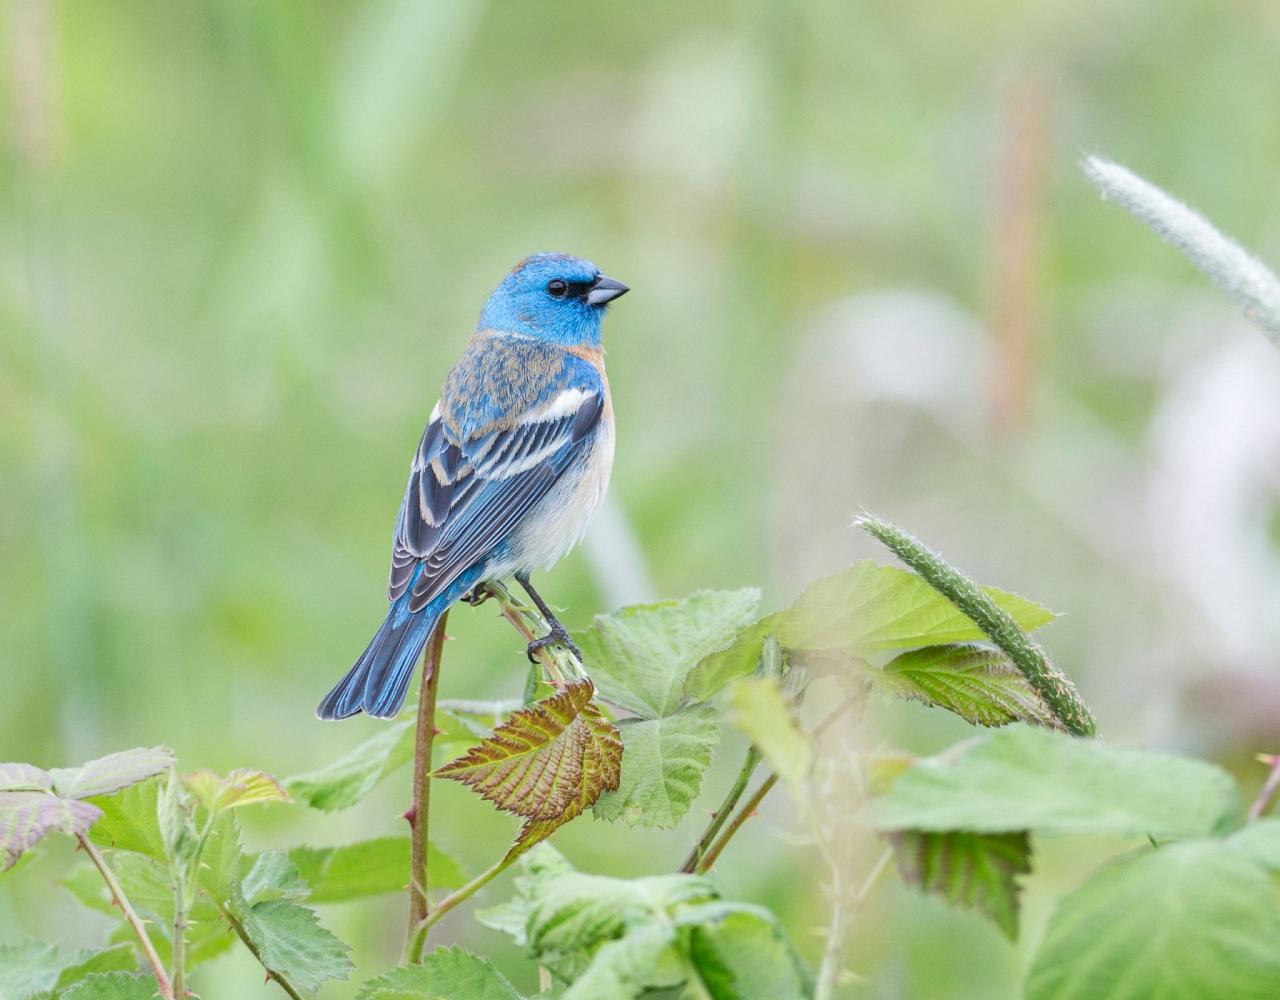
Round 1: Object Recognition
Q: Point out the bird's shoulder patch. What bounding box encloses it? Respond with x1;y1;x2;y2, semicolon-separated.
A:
441;331;573;437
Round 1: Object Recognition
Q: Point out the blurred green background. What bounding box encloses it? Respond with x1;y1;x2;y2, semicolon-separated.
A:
4;0;1280;996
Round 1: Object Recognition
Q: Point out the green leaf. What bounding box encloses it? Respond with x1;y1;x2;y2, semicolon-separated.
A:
0;792;100;870
728;677;811;795
184;768;290;813
1026;838;1280;999
240;849;309;905
686;563;1055;702
48;748;175;800
889;830;1031;939
593;704;719;829
562;923;683;1000
355;946;525;999
578;589;763;718
289;836;463;903
678;902;814;1000
285;719;414;811
156;770;195;869
0;764;54;793
870;725;1238;839
195;810;242;900
59;972;160;1000
0;942;137;1000
87;780;166;860
878;644;1060;729
237;899;351;996
437;682;621;831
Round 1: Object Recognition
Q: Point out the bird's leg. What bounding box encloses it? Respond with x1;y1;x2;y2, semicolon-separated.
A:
461;582;495;607
514;571;583;664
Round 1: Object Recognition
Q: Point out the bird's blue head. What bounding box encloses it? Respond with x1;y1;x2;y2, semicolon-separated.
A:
478;252;629;348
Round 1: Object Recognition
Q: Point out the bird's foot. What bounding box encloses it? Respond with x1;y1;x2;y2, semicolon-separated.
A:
461;584;494;607
526;625;583;664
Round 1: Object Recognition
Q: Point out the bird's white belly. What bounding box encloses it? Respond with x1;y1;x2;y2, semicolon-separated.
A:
503;419;615;572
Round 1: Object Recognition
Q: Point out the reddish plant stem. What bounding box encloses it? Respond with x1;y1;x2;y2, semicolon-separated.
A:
405;611;448;959
1249;754;1280;821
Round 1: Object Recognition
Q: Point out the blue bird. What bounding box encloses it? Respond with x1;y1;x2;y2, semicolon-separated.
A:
317;253;629;720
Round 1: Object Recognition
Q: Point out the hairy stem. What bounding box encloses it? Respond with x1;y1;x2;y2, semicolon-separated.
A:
815;847;893;1000
216;901;305;1000
488;580;584;685
1249;754;1280;821
855;513;1096;736
78;834;174;999
404;612;448;962
680;747;762;873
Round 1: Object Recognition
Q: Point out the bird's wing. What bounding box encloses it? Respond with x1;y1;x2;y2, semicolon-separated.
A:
388;384;604;612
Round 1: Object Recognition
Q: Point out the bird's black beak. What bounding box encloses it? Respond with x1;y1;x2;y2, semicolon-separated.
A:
585;274;629;305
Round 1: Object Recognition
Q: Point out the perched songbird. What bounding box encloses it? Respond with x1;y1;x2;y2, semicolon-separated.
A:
317;253;628;720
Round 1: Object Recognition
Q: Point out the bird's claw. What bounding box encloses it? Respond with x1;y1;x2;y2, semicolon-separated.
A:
525;626;583;664
461;585;493;607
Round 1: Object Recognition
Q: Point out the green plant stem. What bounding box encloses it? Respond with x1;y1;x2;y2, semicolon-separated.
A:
693;688;868;875
406;850;522;959
815;847;893;1000
216;901;305;1000
855;513;1096;736
680;747;762;873
1249;754;1280;821
77;833;175;1000
488;580;584;685
171;876;185;1000
404;611;448;962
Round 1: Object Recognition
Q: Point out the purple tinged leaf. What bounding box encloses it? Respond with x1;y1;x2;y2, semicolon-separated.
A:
0;792;101;870
49;747;175;800
0;763;54;793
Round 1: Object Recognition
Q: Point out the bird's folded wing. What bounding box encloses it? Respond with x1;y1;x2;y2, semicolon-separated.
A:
388;387;604;611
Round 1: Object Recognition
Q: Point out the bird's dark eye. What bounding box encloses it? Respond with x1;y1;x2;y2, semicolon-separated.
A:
546;279;568;298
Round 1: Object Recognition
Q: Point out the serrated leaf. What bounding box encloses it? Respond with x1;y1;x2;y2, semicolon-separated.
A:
563;923;683;1000
686;563;1055;701
437;682;621;822
241;849;308;906
289;836;462;903
593;705;719;828
878;644;1060;729
87;780;166;860
285;719;415;811
1026;838;1280;999
48;748;175;801
678;902;814;1000
355;946;525;1000
184;768;290;813
196;810;242;900
237;898;351;996
869;725;1238;839
59;972;160;1000
49;944;137;992
728;677;811;795
157;770;195;868
0;792;101;870
889;830;1031;940
578;589;763;718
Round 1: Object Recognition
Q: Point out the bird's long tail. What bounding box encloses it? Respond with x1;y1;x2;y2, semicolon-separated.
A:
316;565;483;721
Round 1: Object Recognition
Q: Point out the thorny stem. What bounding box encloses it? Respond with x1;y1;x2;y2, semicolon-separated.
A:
1249;754;1280;821
77;833;175;999
680;747;762;873
404;611;448;963
486;580;585;686
216;900;305;1000
693;688;868;876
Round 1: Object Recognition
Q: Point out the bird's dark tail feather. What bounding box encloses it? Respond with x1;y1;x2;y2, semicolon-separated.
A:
317;566;483;721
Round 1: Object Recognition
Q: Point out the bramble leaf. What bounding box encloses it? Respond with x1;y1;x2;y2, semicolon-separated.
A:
729;677;811;795
0;792;100;870
0;942;134;999
562;922;683;1000
184;768;290;813
289;836;463;902
285;719;415;812
686;562;1055;701
436;681;621;823
593;705;718;829
870;725;1238;838
48;747;174;800
354;946;525;999
579;589;763;717
889;830;1031;940
236;898;351;996
58;971;159;1000
877;644;1060;729
0;764;54;793
241;849;308;906
1026;837;1280;999
678;902;814;1000
87;780;166;859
